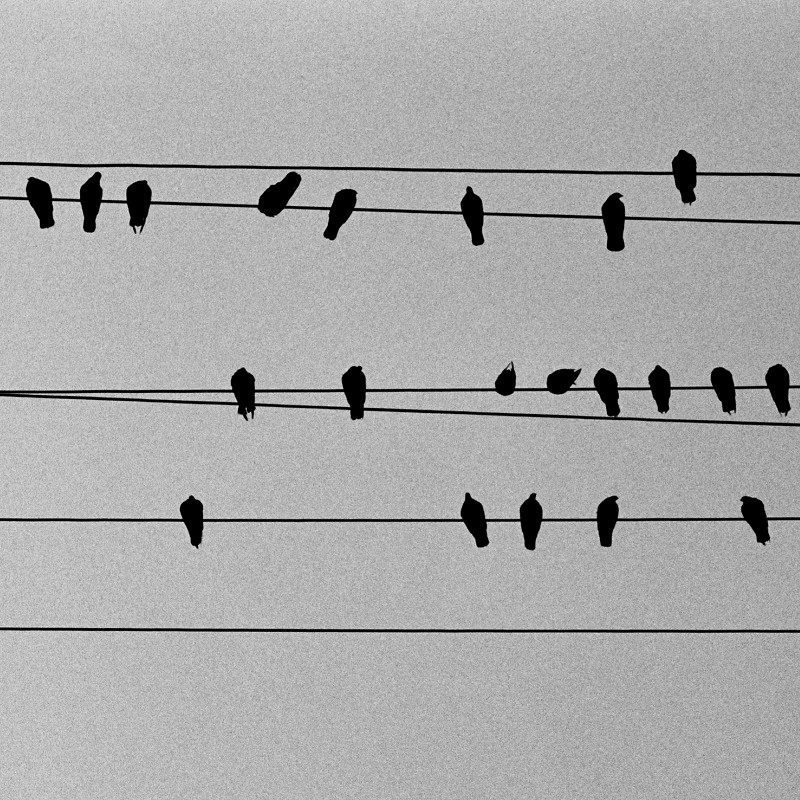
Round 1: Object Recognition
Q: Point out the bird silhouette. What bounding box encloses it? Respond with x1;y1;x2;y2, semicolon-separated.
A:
126;180;152;233
258;171;302;217
323;188;357;240
342;365;366;420
601;193;625;251
648;365;671;413
520;493;543;550
597;495;619;547
495;362;516;396
460;186;484;245
26;177;54;228
671;150;697;205
710;367;736;414
180;495;204;548
594;368;620;417
230;367;256;420
461;493;488;547
740;496;769;545
765;363;791;416
79;172;103;233
547;368;581;394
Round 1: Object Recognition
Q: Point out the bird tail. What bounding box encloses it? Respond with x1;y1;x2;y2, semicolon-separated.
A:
606;236;624;251
607;401;621;418
40;217;55;229
83;220;96;233
350;406;364;420
238;404;249;421
680;189;696;204
471;231;484;246
323;224;337;240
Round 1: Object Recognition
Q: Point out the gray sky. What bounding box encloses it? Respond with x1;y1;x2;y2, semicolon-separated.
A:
1;1;799;797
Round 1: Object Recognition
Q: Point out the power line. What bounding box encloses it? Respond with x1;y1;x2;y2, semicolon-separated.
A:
0;516;797;523
0;627;796;633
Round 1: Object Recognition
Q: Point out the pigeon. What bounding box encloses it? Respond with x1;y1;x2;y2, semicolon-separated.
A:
342;365;366;420
460;186;484;246
258;171;302;217
740;496;769;545
547;368;581;394
80;172;103;233
26;177;55;228
230;367;256;420
495;362;516;396
765;363;791;416
323;188;357;240
461;492;488;547
597;495;619;547
180;495;204;548
126;180;152;233
648;365;671;413
594;368;620;417
671;150;697;205
601;193;625;251
519;493;543;550
710;367;736;414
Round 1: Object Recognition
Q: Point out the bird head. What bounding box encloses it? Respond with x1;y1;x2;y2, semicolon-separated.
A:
529;492;537;499
466;186;473;194
465;492;472;500
94;171;102;180
609;495;618;501
740;496;751;503
611;193;623;200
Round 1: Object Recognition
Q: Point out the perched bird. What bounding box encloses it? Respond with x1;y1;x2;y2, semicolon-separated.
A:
597;495;619;547
126;180;152;233
519;493;543;550
765;363;791;416
26;177;54;228
461;492;488;547
80;172;103;233
601;193;625;251
648;365;671;413
547;368;581;394
671;150;697;205
230;367;256;420
710;367;736;414
495;362;516;396
258;171;302;217
594;368;620;417
342;365;366;420
323;188;357;240
460;186;484;246
180;495;204;549
740;496;769;545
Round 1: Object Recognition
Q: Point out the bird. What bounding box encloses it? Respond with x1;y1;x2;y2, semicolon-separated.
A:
671;150;697;205
342;365;366;420
601;193;625;251
26;177;54;228
323;188;357;240
520;493;543;550
461;493;488;547
547;368;581;394
594;368;620;417
79;172;103;233
494;362;516;396
740;496;769;545
258;171;302;217
710;367;736;414
765;363;791;416
597;496;619;547
230;367;256;420
460;186;484;245
180;495;204;548
648;365;671;413
126;180;152;233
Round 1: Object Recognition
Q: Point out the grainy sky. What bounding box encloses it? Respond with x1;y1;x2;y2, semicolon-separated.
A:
1;1;799;797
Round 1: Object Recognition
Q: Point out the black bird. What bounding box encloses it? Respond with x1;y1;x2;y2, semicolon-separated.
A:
594;368;620;417
80;172;103;233
230;367;256;420
740;496;769;546
648;365;671;413
765;363;791;416
342;365;366;420
601;193;625;251
258;171;302;217
547;368;581;394
323;188;357;240
460;186;484;246
710;367;736;414
26;177;54;228
520;493;543;550
180;495;204;549
495;362;516;396
597;495;619;547
461;492;488;547
126;180;152;233
671;150;697;205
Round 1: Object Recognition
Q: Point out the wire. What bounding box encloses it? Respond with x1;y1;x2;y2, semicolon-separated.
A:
0;516;796;523
0;627;796;633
